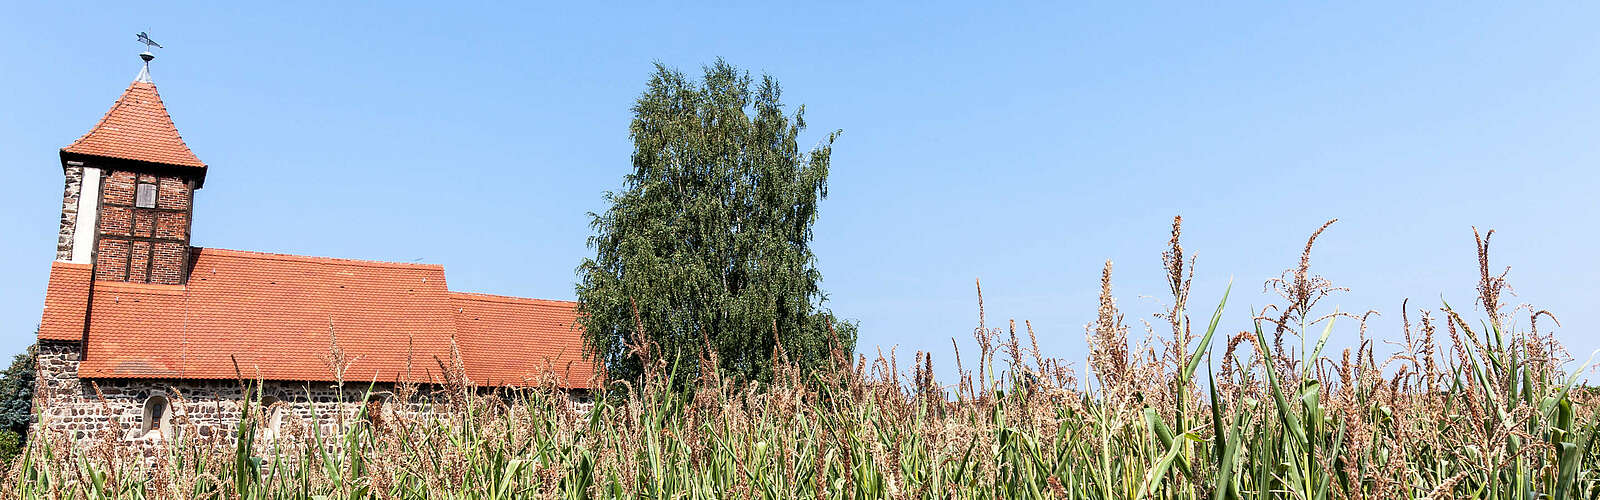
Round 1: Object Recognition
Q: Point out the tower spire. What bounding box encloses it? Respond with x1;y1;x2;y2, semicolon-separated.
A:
60;31;205;171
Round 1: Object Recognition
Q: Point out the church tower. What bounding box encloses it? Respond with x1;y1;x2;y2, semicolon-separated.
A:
54;50;206;285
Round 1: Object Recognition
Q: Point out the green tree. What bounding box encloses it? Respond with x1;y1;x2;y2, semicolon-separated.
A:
0;336;37;441
578;59;856;385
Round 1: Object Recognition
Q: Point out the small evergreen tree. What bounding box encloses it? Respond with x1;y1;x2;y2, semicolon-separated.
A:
578;60;856;385
0;335;37;443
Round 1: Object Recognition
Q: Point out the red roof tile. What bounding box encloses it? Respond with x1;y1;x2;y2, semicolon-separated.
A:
451;292;596;389
38;248;594;387
76;248;455;382
62;81;206;168
38;262;91;341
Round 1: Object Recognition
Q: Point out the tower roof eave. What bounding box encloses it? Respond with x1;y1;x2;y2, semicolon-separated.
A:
58;149;208;188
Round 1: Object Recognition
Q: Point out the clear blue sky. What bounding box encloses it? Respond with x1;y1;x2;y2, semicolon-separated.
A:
2;3;1596;381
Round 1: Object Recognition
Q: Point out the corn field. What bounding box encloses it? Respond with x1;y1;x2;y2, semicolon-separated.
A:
9;219;1598;499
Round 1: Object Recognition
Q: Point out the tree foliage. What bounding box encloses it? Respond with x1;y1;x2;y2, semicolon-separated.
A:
577;59;856;385
0;336;36;441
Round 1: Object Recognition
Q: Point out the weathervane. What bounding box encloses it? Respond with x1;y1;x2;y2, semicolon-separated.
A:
134;31;161;82
136;31;162;61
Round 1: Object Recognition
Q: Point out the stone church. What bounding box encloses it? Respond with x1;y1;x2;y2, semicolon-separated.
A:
31;50;595;444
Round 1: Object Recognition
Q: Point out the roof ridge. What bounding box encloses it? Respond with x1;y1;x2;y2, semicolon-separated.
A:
449;291;576;306
199;247;447;271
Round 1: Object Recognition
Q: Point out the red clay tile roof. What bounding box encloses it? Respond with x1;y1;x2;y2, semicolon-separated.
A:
61;81;206;169
37;248;593;388
451;292;596;389
38;262;91;341
77;248;455;382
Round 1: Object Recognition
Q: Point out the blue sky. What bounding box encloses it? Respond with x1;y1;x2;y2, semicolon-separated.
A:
2;3;1596;381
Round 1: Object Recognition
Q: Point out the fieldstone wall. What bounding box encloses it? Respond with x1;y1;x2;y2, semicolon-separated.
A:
35;339;382;446
33;340;584;452
54;164;84;261
42;377;410;444
35;340;83;404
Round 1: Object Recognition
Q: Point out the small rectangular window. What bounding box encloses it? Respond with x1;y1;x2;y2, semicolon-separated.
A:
135;183;157;208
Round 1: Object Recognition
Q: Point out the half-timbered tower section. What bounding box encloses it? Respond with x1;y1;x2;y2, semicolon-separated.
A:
55;56;204;285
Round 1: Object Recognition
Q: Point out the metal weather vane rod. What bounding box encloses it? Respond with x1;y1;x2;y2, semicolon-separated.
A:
136;31;163;50
134;31;161;82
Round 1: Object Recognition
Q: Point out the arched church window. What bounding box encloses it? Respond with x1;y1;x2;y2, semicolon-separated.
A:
259;395;284;439
361;393;390;433
141;395;172;439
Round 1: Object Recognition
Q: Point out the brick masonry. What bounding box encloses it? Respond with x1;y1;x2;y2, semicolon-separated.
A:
92;168;194;285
